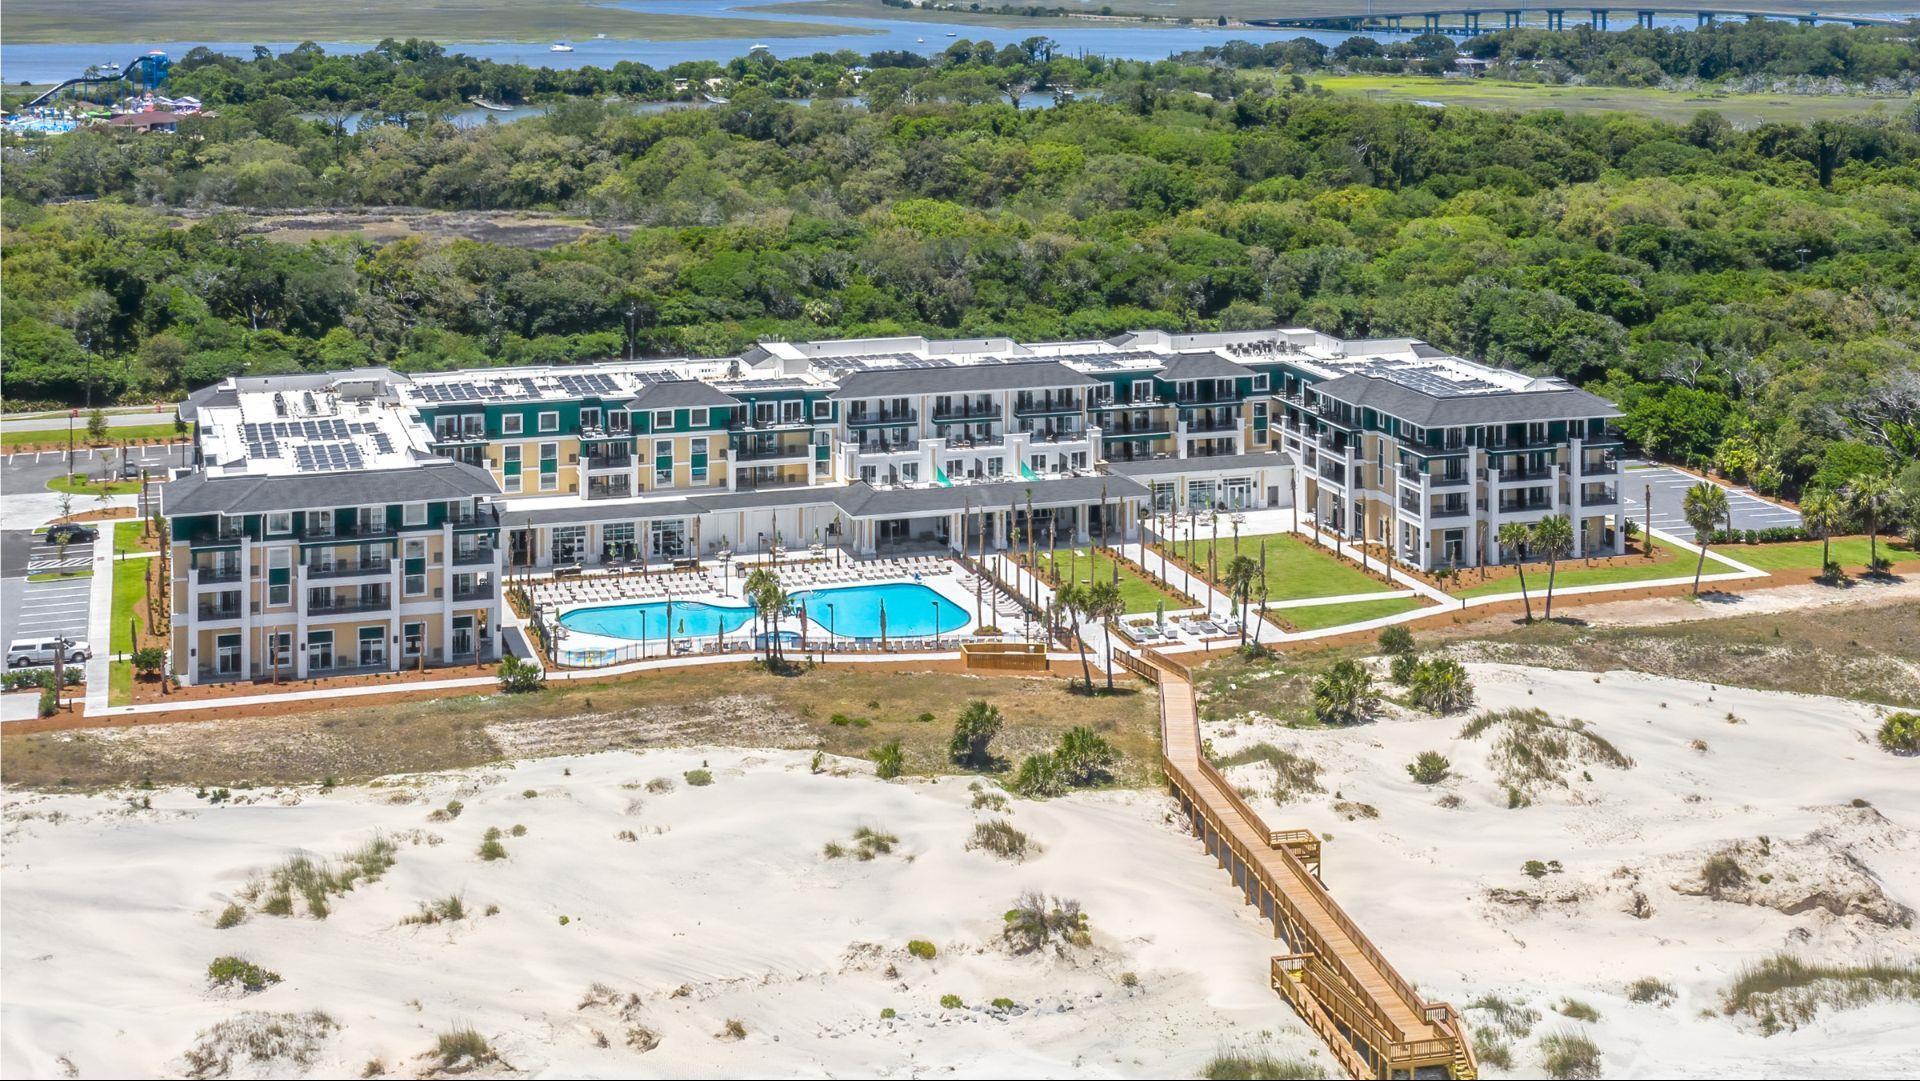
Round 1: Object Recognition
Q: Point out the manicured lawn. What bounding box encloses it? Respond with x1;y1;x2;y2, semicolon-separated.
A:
1271;596;1427;632
1032;547;1186;615
1451;536;1736;598
47;473;143;496
1708;536;1918;573
108;660;133;707
109;556;151;655
114;520;153;555
1167;532;1395;603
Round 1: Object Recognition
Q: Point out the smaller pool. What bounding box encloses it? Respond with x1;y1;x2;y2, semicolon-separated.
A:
559;599;752;641
792;583;969;638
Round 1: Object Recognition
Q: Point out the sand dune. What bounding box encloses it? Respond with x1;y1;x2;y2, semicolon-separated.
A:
3;662;1915;1078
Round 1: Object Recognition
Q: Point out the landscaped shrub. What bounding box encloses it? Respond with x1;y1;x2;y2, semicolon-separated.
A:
496;655;545;692
1376;625;1415;656
1009;753;1065;798
948;700;1002;768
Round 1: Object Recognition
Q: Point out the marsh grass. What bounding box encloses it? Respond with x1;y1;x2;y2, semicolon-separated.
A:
1467;993;1540;1039
1201;1049;1329;1079
434;1026;494;1068
1539;1030;1601;1079
400;893;467;925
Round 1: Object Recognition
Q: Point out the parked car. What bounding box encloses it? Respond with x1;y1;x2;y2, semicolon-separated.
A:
44;523;98;546
119;459;142;480
6;638;91;669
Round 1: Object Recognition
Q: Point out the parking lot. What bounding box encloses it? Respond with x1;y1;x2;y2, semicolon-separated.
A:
1620;461;1802;535
1;530;98;670
1;442;188;496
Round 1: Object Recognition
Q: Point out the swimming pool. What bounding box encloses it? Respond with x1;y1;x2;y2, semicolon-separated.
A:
558;599;753;641
791;583;968;638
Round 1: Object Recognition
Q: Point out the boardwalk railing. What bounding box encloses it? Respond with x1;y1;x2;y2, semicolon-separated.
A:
1145;651;1477;1080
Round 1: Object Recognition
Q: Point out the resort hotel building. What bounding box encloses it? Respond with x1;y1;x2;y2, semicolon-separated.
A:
163;328;1622;684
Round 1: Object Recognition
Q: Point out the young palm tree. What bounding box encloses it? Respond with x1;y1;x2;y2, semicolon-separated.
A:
1682;481;1730;595
1050;582;1095;692
1084;580;1125;691
1533;514;1574;619
1799;487;1842;581
1845;473;1902;575
1310;659;1380;726
1223;553;1261;646
1496;521;1535;622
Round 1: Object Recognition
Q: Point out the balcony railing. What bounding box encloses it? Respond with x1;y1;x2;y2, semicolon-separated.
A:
452;546;496;566
196;603;244;621
1013;397;1083;416
734;442;812;461
194;565;243;584
308;594;391;615
729;414;814;432
452;584;495;602
852;439;919;455
845;409;916;427
1186;417;1240;433
434;426;488;443
931;403;999;421
583;452;632;470
1582;488;1619;506
305;560;390;580
304;519;391;540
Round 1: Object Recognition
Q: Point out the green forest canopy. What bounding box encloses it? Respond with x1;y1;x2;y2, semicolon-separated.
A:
2;31;1916;511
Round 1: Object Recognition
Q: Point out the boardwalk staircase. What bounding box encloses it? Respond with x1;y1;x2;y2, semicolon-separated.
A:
1137;647;1477;1080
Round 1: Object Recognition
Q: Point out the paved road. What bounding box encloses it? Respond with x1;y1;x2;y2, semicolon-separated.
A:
0;404;183;434
1619;461;1802;535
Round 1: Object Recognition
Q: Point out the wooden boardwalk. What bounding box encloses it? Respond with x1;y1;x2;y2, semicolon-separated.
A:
1139;647;1477;1080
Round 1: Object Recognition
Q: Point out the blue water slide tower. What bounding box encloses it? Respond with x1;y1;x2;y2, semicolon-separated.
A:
138;51;171;91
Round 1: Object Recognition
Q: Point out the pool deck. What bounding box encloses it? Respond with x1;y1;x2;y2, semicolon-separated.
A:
537;555;1009;662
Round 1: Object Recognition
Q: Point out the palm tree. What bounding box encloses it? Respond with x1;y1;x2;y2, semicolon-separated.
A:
1533;514;1573;619
1050;582;1095;692
1223;553;1261;646
1682;482;1730;595
1845;473;1902;576
744;567;786;665
1497;521;1535;622
1799;487;1842;581
1310;659;1380;726
1084;580;1125;691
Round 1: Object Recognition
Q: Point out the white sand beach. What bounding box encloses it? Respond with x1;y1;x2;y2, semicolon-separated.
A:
2;663;1915;1079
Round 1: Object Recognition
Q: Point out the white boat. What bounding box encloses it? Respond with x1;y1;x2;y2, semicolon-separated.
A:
946;31;957;36
550;42;574;52
595;33;606;38
468;97;513;112
916;36;925;43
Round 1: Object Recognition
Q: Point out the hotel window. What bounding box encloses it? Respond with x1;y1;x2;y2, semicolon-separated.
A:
502;414;524;435
690;407;709;428
268;548;291;606
1253;373;1269;391
653;409;673;431
403;502;428;527
812;399;831;420
655;439;673;485
403;622;425;658
404;539;426;596
539;473;558;492
266;512;292;535
609;410;630;433
1132;381;1153;403
539;442;557;470
580;407;600;430
538;410;559;433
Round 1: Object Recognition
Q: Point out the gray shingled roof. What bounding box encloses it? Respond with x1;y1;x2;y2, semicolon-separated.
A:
1105;451;1291;477
1310;374;1620;427
1158;352;1255;382
160;461;499;516
827;361;1098;400
623;380;740;411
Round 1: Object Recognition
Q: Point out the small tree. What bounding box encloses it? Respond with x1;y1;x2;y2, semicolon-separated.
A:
1223;553;1261;646
948;700;1003;768
1845;473;1903;575
86;408;109;444
131;646;167;679
1009;752;1065;798
1311;660;1380;726
1877;712;1919;754
1084;579;1125;690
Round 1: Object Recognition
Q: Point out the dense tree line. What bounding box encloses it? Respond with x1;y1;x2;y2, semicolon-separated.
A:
2;40;1916;513
1183;20;1920;85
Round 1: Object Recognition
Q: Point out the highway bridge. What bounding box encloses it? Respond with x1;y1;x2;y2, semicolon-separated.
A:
1252;6;1912;33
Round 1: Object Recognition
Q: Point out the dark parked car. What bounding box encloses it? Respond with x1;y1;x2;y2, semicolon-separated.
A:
44;523;98;546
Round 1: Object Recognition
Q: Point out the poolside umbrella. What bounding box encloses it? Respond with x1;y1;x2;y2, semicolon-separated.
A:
879;600;888;650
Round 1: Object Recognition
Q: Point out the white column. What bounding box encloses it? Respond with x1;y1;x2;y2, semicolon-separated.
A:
238;534;253;679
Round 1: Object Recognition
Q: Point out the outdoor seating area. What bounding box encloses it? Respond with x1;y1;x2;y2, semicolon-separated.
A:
1115;615;1246;648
